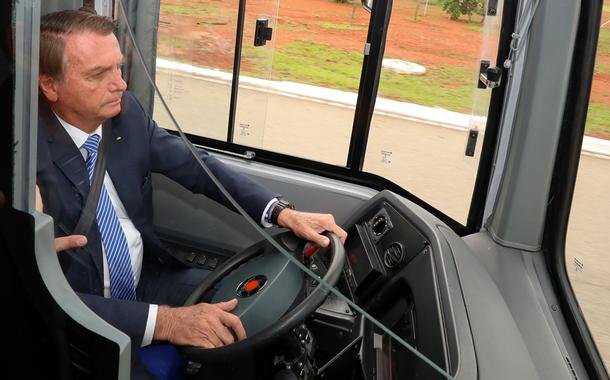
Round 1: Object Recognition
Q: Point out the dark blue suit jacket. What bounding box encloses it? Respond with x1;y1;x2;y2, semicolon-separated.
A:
36;91;277;350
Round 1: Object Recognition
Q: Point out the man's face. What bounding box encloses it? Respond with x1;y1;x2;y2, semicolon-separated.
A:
46;31;127;131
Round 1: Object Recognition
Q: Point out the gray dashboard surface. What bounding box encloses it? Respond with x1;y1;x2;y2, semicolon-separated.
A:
152;153;377;252
463;233;587;380
151;156;583;379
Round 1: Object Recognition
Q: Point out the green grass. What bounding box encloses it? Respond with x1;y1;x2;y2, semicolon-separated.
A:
173;39;193;49
278;20;310;33
595;62;610;74
160;3;610;131
157;37;193;51
463;24;483;32
378;65;480;112
160;4;216;17
197;21;230;27
597;28;610;56
586;103;610;134
242;41;362;89
241;41;481;113
315;21;367;31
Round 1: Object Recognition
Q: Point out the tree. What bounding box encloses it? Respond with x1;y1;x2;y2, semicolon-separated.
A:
440;0;485;22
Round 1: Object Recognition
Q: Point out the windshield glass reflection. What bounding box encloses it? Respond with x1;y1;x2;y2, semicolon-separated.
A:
117;1;457;378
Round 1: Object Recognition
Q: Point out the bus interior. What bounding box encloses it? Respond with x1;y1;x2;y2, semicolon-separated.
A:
1;0;609;379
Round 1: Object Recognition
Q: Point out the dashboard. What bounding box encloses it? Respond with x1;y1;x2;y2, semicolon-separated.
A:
343;202;429;297
307;194;458;380
156;181;472;380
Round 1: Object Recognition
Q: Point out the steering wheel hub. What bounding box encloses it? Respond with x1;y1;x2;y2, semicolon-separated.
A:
180;231;345;365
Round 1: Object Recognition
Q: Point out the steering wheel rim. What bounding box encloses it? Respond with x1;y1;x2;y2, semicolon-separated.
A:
180;231;345;361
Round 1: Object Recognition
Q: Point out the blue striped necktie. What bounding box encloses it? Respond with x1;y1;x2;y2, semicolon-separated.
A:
83;133;136;301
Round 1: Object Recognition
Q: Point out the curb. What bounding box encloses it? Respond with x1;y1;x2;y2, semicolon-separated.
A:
156;58;610;158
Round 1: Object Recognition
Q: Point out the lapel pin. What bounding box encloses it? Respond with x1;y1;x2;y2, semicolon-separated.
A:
116;136;123;141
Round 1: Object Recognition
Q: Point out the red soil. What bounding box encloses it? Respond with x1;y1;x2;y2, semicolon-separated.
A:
158;0;610;113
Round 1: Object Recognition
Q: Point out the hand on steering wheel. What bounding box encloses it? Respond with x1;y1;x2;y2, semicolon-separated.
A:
154;299;247;348
180;231;345;362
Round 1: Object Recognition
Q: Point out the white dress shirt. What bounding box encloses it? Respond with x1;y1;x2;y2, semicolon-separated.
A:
56;114;278;347
56;114;156;346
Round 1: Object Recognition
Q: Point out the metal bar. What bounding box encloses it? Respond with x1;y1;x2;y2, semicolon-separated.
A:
317;335;363;375
545;1;609;379
198;145;256;160
94;0;113;16
13;0;40;213
227;0;247;143
466;0;517;232
346;0;393;171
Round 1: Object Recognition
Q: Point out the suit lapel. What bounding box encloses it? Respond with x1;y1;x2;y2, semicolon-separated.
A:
106;118;144;228
39;102;105;287
105;123;137;220
39;102;90;199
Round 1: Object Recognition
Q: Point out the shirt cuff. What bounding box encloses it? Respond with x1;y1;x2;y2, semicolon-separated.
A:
141;304;158;347
261;197;279;228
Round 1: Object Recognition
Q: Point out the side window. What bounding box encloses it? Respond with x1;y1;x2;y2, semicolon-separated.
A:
154;0;238;140
232;1;369;165
363;1;502;223
154;0;370;166
565;11;610;368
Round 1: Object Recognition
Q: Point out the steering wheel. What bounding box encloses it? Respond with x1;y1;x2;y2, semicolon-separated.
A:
180;231;345;362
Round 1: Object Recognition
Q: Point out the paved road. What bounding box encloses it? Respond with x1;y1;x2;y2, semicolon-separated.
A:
153;69;610;367
153;69;482;222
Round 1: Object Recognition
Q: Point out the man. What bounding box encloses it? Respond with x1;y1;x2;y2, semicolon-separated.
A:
36;8;346;378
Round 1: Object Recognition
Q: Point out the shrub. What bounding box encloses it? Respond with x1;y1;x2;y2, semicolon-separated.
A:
440;0;484;21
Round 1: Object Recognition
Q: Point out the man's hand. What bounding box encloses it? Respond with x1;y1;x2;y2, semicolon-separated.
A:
154;298;246;348
55;235;88;252
36;185;88;253
277;209;347;248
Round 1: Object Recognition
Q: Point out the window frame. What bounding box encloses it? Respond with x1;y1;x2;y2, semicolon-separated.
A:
151;0;518;236
543;0;609;378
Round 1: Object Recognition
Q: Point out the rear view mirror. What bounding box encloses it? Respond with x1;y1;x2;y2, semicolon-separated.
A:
362;0;373;12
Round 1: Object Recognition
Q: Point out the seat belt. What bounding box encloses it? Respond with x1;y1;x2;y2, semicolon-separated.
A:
72;121;112;236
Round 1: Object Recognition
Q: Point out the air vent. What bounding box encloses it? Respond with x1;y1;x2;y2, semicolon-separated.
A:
383;242;404;269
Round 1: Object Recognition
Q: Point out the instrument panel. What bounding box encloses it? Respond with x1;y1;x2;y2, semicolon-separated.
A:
343;202;429;297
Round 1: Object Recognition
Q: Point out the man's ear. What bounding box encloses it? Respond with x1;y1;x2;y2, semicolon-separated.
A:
39;74;59;102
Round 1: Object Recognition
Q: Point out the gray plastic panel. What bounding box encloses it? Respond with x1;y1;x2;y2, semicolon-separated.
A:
487;0;581;250
440;227;539;379
346;190;587;379
152;153;377;252
463;232;588;380
344;190;477;379
34;213;131;379
40;0;82;15
13;0;40;213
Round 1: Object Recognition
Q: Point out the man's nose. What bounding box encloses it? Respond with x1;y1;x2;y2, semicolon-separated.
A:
110;76;127;92
109;70;127;91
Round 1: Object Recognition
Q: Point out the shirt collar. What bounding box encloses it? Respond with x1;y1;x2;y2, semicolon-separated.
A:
54;112;103;149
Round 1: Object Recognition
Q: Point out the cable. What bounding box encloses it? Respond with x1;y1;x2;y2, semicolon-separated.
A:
117;2;453;378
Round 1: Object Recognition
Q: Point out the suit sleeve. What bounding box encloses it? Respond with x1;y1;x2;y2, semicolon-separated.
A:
78;293;160;380
78;292;149;348
127;93;279;222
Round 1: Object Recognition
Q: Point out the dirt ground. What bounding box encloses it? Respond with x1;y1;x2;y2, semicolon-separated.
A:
159;0;484;69
158;0;610;139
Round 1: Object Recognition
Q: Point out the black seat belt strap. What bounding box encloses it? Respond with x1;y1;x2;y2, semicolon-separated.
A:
72;121;112;236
